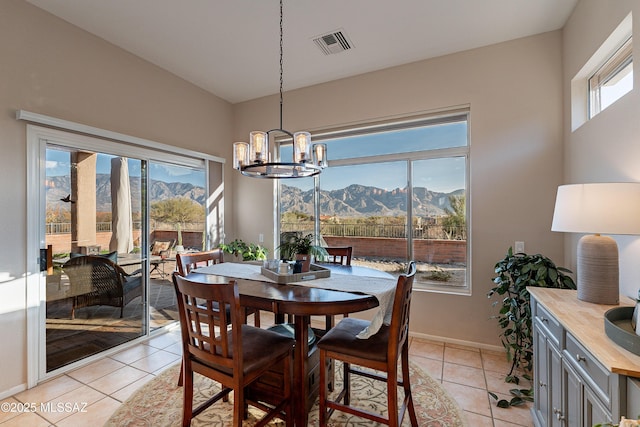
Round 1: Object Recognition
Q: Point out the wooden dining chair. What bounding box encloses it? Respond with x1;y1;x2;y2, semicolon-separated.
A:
175;249;224;275
321;246;354;331
172;273;294;427
324;246;353;266
317;261;418;427
176;249;260;327
175;250;261;387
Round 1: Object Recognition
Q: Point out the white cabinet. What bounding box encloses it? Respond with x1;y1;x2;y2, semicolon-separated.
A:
530;290;638;427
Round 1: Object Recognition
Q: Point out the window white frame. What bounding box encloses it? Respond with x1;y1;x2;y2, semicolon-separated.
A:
571;12;633;131
589;36;633;118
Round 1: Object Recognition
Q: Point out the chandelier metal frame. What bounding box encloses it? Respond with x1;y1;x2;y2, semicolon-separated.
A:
233;0;326;179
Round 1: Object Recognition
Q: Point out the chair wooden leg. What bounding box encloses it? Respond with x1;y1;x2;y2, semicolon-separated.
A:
343;362;351;405
182;366;194;427
323;315;335;392
283;349;293;426
387;367;399;427
319;350;328;427
177;361;183;386
402;344;418;426
233;385;244;427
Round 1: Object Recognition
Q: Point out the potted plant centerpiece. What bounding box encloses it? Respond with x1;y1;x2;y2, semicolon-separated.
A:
277;232;328;273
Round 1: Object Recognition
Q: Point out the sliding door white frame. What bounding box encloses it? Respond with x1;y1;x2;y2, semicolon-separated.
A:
21;111;224;386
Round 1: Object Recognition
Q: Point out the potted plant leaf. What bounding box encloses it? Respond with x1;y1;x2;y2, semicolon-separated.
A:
219;239;268;262
487;247;576;408
277;232;328;272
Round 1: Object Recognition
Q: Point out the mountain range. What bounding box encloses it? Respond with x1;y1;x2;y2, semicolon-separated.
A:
46;175;462;218
281;184;463;217
46;174;205;212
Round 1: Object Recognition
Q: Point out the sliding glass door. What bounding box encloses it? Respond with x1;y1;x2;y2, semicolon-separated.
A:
29;124;222;379
44;145;147;372
147;161;206;331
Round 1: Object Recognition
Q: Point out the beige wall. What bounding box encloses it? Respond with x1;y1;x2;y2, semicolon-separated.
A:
562;0;640;299
0;0;232;396
233;31;565;347
5;0;620;398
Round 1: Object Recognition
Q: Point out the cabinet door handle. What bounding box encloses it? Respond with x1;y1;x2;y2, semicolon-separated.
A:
575;354;586;362
540;316;548;323
553;408;565;421
539;381;547;388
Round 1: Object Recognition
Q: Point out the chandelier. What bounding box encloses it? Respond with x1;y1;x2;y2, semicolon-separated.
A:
233;0;327;179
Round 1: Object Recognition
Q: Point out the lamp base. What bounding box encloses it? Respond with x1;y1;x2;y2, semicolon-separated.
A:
577;234;619;305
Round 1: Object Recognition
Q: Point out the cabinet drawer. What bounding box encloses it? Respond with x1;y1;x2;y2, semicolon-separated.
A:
534;302;563;348
629;377;640;419
565;332;611;408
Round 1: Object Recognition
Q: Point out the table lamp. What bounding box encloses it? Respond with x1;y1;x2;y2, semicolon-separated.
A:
551;183;640;305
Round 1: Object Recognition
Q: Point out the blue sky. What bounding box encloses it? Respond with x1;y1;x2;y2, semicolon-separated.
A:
280;121;467;192
46;121;466;192
46;150;205;185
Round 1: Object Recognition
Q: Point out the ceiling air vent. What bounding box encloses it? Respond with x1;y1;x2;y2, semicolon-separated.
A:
313;30;353;55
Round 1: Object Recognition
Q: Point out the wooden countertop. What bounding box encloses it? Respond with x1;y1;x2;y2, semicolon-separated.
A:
528;287;640;378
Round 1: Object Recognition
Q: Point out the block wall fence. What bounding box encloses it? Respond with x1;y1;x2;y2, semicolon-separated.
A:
47;232;466;264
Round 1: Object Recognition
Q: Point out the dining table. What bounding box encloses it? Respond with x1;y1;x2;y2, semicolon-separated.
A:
185;262;396;427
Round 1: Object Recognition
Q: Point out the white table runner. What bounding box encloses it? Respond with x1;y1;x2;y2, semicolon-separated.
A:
193;262;397;338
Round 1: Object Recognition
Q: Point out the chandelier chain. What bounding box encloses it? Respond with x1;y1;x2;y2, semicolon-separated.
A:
233;0;325;178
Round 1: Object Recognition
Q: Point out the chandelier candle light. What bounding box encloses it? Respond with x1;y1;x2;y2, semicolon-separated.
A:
233;0;327;179
551;183;640;304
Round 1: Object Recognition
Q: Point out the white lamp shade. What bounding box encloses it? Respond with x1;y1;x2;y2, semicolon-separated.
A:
551;183;640;235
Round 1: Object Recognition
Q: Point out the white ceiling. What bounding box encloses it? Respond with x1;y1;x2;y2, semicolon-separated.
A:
27;0;578;104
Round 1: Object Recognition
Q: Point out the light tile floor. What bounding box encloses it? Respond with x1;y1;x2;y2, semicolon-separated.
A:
0;320;533;426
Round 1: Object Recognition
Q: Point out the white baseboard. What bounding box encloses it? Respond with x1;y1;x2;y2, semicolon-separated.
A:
0;383;27;401
409;331;504;353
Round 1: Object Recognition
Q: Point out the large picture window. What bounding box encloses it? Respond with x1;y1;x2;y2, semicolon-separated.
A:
278;110;470;292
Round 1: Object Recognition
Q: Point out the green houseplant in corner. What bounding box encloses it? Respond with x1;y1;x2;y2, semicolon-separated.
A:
487;247;576;408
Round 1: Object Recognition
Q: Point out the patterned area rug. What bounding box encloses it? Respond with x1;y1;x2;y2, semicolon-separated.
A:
105;360;466;427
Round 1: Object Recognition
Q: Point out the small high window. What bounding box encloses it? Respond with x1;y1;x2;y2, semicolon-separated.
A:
589;37;633;118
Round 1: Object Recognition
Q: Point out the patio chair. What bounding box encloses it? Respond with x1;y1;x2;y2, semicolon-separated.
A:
149;239;175;277
63;255;143;319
